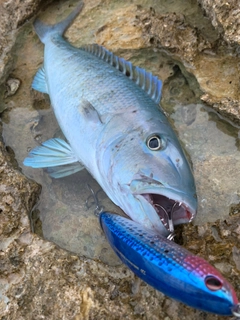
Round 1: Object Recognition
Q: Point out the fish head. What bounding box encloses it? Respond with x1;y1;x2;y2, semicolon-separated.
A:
128;119;197;234
98;111;197;235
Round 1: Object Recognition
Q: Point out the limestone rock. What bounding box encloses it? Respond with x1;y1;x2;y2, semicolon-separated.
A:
0;0;53;82
0;0;240;319
198;0;240;45
134;5;240;124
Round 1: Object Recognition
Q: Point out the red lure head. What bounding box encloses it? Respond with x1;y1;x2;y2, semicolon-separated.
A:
183;255;239;315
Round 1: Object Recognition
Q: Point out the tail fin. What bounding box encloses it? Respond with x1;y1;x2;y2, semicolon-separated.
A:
33;2;84;43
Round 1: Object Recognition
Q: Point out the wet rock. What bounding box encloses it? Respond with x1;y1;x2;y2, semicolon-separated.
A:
201;94;240;126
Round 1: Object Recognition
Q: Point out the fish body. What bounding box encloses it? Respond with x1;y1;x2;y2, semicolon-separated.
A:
24;3;197;235
100;212;239;316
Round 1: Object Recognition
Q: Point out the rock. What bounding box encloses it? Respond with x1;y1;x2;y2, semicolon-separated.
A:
0;0;53;82
4;78;21;98
198;0;240;45
134;5;240;124
0;0;240;319
201;94;240;126
197;0;240;125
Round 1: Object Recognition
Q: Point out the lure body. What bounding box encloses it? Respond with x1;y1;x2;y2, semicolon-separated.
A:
100;212;239;316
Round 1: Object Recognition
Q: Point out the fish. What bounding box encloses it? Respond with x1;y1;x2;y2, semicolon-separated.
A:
24;2;197;236
99;211;240;316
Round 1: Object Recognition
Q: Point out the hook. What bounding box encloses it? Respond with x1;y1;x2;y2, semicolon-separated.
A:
154;203;175;233
85;183;104;216
232;303;240;318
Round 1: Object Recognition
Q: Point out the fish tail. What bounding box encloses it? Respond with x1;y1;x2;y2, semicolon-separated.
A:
33;1;84;43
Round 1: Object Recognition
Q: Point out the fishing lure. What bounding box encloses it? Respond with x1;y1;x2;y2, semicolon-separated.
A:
99;211;240;316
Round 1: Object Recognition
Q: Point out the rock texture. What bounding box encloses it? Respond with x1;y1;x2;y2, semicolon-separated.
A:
133;5;240;124
198;0;240;124
0;0;52;113
0;0;52;81
198;0;240;45
0;0;240;319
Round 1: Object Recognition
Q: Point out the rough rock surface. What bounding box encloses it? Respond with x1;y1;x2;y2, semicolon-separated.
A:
198;0;240;124
0;0;240;319
133;5;240;125
0;0;53;81
198;0;240;45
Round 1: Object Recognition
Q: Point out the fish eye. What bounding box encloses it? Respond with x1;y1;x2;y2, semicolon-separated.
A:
205;276;223;291
146;135;162;151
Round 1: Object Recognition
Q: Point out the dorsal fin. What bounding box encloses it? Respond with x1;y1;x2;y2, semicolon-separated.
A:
81;44;162;104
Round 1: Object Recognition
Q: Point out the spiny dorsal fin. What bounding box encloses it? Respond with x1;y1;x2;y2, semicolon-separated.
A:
81;44;162;104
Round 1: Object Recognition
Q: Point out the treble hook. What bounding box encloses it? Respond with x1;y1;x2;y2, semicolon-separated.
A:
232;303;240;319
154;203;174;234
85;183;104;216
154;201;181;240
169;202;180;232
167;233;175;241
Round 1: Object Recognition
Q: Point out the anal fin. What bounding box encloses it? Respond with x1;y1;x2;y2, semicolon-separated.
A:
32;66;49;94
46;162;84;178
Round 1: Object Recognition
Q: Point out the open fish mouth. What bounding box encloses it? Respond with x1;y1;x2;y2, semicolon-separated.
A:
140;193;194;233
130;177;197;236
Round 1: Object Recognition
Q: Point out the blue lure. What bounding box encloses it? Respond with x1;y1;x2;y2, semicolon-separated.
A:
99;212;240;316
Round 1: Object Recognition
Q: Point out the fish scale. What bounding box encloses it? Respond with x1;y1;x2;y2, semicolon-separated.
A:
49;38;145;116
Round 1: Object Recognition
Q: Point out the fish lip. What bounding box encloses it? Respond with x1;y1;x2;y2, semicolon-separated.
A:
129;179;197;231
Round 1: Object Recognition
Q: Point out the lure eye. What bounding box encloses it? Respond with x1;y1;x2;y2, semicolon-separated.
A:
147;135;162;151
205;276;223;291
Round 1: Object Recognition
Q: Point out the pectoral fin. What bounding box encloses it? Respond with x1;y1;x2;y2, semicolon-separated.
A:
23;138;84;178
78;99;103;124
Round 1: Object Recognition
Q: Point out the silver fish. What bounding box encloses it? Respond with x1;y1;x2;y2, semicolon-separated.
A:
24;2;197;236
